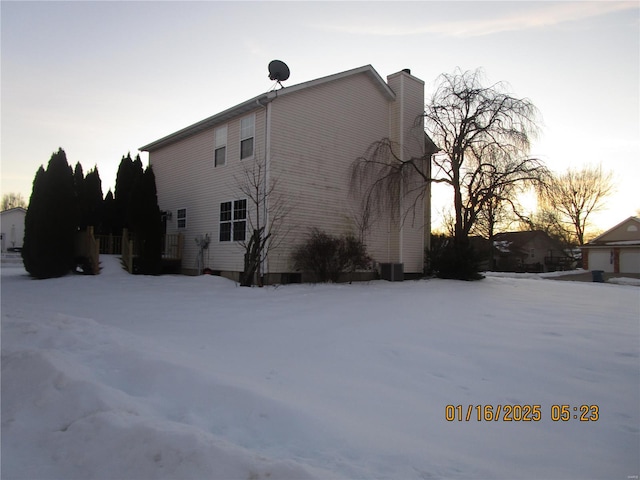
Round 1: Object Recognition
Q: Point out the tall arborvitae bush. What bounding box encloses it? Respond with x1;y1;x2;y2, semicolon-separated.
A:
22;148;78;278
82;168;104;231
114;153;143;234
100;190;116;235
22;166;46;276
129;165;163;274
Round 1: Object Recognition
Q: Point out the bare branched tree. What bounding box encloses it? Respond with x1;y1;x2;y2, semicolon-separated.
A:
2;192;27;211
351;69;545;248
518;207;576;250
425;68;546;244
350;136;440;228
537;164;614;245
236;154;292;286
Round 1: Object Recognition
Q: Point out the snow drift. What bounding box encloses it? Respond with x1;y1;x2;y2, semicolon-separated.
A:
2;256;639;479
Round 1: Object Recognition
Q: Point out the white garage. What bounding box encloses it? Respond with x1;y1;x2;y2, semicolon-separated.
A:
587;248;614;272
620;248;640;273
582;217;640;275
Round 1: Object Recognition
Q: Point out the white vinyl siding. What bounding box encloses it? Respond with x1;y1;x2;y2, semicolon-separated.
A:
148;108;265;273
147;67;428;276
240;115;255;159
214;126;227;167
267;72;397;272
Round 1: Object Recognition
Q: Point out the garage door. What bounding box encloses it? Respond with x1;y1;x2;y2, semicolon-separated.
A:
620;249;640;274
588;250;614;272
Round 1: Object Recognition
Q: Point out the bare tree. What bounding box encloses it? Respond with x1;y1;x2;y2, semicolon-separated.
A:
2;192;27;211
518;207;576;250
348;197;376;244
352;69;544;242
537;164;614;245
236;154;292;286
350;137;437;228
425;68;545;244
351;69;546;279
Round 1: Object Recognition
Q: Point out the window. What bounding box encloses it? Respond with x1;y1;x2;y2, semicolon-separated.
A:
530;248;535;258
240;115;254;159
219;199;246;242
177;208;187;229
214;125;227;167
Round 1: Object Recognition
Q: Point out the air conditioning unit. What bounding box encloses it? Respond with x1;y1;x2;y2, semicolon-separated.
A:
380;263;404;282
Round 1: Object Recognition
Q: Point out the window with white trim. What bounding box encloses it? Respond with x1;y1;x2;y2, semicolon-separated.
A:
219;199;246;242
214;125;227;167
177;208;187;229
240;115;254;159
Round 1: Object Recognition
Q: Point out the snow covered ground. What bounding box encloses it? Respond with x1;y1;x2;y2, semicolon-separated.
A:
2;255;639;479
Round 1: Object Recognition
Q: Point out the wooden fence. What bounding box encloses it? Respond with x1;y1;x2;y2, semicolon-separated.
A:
95;234;123;255
121;229;183;274
122;229;134;273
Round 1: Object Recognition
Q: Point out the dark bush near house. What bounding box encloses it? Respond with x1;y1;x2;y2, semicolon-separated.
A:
426;234;483;281
292;228;371;283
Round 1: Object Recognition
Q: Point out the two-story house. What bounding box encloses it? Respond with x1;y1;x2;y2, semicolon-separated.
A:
140;65;433;283
493;230;571;273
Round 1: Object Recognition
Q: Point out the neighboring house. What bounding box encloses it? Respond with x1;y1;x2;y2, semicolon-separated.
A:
0;207;26;253
141;65;434;282
493;230;570;273
582;217;640;274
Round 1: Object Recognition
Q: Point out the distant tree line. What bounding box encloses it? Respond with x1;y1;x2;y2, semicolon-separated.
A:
22;148;162;278
2;192;27;211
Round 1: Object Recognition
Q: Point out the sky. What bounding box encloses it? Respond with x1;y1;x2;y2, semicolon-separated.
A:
1;0;639;233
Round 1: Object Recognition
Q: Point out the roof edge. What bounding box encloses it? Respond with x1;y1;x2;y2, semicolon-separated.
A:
140;65;396;152
587;216;640;244
139;92;270;152
0;206;27;214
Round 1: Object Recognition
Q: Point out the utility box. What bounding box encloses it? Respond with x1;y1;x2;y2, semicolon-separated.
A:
380;263;404;282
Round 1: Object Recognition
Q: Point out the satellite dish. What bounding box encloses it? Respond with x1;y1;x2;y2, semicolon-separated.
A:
268;60;290;83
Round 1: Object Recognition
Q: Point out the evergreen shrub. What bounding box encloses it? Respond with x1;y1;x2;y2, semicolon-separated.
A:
292;228;371;283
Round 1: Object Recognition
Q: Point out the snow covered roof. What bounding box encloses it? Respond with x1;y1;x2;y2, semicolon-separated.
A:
582;240;640;247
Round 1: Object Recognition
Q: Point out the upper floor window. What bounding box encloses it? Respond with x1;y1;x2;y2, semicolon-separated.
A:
177;208;187;229
214;126;227;167
240;115;255;159
219;199;246;242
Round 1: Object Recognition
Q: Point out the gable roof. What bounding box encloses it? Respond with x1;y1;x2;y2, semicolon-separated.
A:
494;230;550;245
140;65;396;153
0;207;27;215
585;216;640;246
493;230;564;254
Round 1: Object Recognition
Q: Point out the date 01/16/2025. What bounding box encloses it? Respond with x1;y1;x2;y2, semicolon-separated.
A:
445;404;599;422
